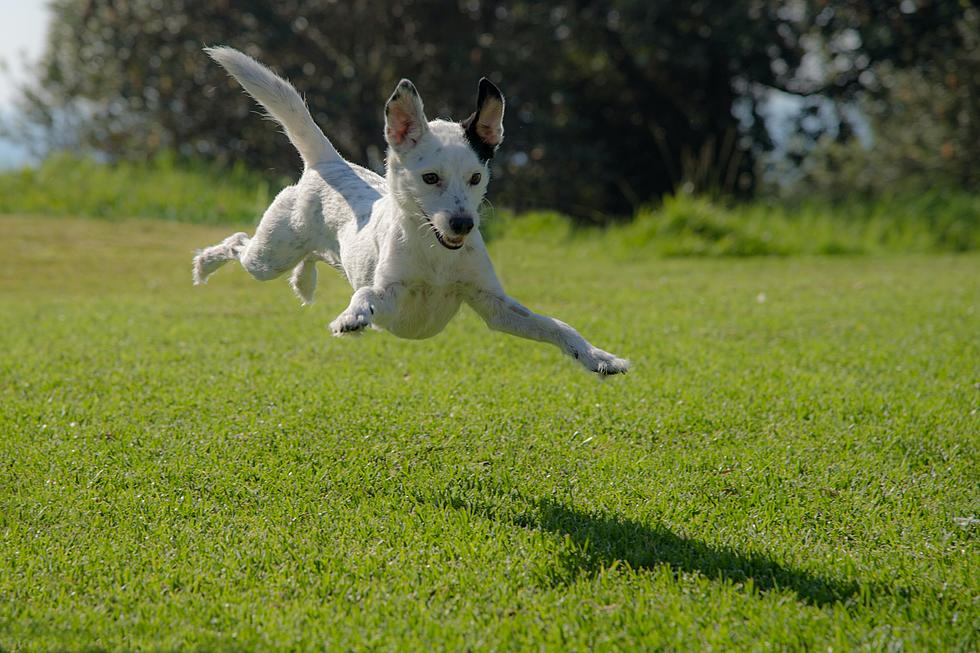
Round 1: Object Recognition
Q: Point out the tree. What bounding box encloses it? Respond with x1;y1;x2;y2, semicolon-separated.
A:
804;1;979;193
8;0;975;221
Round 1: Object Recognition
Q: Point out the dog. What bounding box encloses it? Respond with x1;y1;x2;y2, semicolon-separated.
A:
193;47;629;376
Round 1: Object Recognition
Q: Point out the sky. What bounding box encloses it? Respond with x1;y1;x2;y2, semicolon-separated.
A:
0;0;48;106
0;0;49;167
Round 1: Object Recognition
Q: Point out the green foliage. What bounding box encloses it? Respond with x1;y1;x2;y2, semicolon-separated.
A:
793;65;980;195
2;155;976;256
8;2;977;219
0;153;278;224
776;7;979;197
614;194;786;257
607;191;980;257
11;0;807;217
487;191;980;256
1;215;977;651
16;0;973;219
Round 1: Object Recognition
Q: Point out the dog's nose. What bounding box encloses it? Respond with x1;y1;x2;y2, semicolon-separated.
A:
448;215;474;235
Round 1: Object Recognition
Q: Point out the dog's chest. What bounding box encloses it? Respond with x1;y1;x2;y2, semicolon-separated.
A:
381;281;465;340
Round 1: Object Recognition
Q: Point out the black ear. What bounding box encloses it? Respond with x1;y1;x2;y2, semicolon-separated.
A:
461;77;505;163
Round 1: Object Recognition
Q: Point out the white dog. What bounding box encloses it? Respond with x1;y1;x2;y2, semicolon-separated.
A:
193;47;629;376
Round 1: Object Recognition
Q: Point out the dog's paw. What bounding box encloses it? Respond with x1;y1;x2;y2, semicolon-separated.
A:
330;310;371;336
576;346;630;377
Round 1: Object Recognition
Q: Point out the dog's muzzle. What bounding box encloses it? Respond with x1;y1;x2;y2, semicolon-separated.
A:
424;213;473;250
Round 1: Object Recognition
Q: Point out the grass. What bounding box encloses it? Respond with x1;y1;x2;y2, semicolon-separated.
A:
1;154;977;254
0;214;977;651
0;153;282;224
607;191;980;256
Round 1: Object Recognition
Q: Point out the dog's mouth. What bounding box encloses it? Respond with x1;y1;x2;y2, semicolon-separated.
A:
424;217;465;250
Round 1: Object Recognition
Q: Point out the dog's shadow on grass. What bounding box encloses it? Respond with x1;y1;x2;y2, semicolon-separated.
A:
425;481;867;608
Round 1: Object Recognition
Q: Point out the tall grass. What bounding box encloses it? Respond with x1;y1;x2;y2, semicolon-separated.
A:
1;154;976;254
605;191;980;256
0;153;281;224
486;192;979;256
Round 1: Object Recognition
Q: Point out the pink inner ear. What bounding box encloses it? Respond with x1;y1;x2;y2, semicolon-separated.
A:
476;120;502;146
387;106;414;145
476;99;504;145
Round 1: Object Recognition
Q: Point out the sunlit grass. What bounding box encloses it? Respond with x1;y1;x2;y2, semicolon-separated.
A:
0;215;977;651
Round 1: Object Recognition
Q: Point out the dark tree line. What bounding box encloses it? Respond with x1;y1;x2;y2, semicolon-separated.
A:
10;0;976;221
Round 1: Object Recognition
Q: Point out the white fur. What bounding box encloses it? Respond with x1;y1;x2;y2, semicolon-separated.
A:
194;47;629;376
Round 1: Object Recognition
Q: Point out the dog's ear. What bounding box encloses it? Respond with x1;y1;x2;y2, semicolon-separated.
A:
461;78;505;162
385;79;429;153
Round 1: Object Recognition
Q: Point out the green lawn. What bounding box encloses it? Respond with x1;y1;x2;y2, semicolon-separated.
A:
0;215;977;651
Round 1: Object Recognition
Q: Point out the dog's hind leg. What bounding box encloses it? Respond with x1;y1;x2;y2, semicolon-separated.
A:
192;232;249;285
236;185;320;282
193;183;323;288
290;256;318;305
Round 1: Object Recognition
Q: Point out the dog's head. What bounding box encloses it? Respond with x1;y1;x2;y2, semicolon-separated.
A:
384;78;505;250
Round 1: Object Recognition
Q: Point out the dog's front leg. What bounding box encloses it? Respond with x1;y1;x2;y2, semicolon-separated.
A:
330;284;401;336
467;289;629;376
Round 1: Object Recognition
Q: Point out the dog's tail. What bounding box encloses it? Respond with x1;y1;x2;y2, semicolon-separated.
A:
205;46;340;168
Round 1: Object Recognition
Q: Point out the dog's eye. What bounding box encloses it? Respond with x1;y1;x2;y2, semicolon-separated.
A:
422;173;440;185
469;173;482;185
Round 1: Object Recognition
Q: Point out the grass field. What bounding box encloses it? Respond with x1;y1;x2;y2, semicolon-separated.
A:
1;214;978;651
